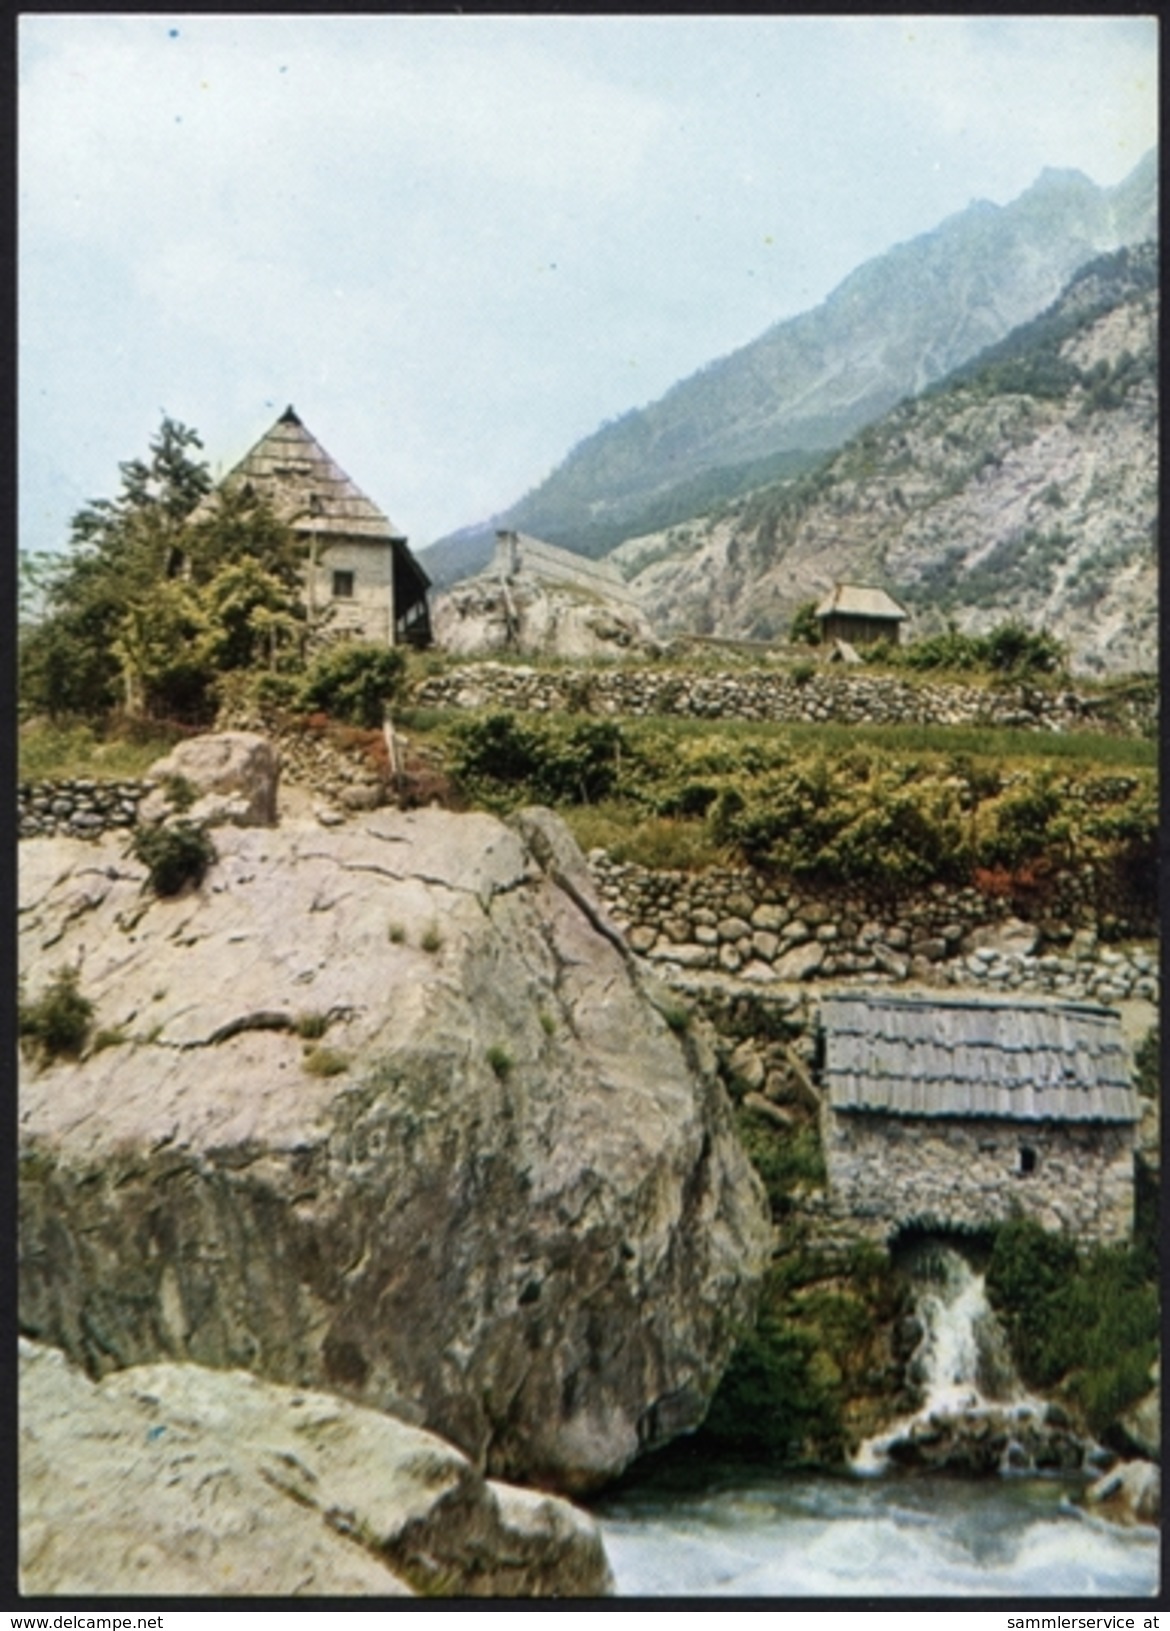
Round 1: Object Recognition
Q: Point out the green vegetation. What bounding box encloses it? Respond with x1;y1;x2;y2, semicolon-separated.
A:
19;967;95;1063
700;1239;905;1465
297;642;406;730
302;1045;350;1078
130;821;218;897
420;924;443;954
294;1012;330;1041
17;719;190;782
397;704;1156;897
20;418;307;725
867;621;1066;677
986;1218;1159;1435
485;1046;513;1081
451;712;624;808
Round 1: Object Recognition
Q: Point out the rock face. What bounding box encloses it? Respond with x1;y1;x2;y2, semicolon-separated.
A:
18;807;771;1494
432;571;659;663
1083;1459;1161;1528
19;1339;613;1597
141;730;281;827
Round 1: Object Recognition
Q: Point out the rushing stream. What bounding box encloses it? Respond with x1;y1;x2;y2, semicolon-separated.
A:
595;1241;1159;1597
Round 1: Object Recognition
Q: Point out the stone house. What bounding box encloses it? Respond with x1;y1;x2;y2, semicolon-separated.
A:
814;583;908;647
818;991;1138;1245
192;407;432;648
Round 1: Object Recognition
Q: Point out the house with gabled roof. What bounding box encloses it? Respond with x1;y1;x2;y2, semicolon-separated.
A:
192;407;431;648
818;990;1138;1245
814;583;908;647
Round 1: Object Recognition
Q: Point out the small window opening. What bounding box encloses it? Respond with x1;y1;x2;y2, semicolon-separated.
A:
332;570;355;599
1018;1145;1037;1176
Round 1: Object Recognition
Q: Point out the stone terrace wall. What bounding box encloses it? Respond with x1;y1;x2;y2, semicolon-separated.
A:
18;779;149;841
588;853;1159;1005
414;663;1155;736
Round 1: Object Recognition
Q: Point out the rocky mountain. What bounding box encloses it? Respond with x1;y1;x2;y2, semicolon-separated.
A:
614;242;1158;676
422;151;1156;586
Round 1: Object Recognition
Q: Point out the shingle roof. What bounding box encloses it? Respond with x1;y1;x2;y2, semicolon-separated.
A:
191;407;405;542
814;583;908;621
821;991;1136;1123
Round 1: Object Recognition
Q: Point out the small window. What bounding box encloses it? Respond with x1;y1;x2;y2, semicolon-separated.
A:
332;570;355;600
1018;1145;1037;1176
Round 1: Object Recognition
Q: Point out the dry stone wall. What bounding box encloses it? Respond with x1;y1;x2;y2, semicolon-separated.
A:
588;853;1159;1005
414;662;1155;736
18;778;149;841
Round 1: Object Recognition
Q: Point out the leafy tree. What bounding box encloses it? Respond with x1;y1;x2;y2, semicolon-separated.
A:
789;600;822;646
20;418;306;722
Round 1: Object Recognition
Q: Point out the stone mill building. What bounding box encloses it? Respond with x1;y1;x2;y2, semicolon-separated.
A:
193;407;432;648
818;991;1138;1245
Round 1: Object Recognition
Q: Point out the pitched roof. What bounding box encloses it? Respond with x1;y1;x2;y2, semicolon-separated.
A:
814;583;908;621
821;991;1136;1123
192;406;405;542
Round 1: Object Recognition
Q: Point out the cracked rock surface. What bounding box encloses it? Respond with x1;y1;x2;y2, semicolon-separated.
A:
19;1339;613;1596
19;807;771;1494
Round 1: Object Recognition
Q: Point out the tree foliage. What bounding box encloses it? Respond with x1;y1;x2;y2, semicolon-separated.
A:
19;417;306;723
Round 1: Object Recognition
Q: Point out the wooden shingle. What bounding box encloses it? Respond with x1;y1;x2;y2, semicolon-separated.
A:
821;991;1137;1123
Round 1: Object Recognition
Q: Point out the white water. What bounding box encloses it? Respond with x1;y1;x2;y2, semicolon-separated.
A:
598;1471;1160;1597
854;1240;1047;1474
595;1241;1158;1597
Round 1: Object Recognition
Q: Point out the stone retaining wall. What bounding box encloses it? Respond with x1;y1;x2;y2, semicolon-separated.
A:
18;779;150;841
588;853;1159;1005
413;663;1155;736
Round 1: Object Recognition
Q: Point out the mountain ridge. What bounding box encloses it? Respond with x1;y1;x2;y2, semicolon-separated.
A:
420;150;1156;584
613;240;1158;675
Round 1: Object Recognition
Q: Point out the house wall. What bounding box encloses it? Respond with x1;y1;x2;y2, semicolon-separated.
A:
821;1109;1135;1245
821;613;902;646
305;537;393;645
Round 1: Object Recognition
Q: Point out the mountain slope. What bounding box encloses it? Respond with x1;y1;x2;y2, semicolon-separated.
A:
421;151;1156;584
615;242;1158;676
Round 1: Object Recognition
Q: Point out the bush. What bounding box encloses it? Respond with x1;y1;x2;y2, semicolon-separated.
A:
986;1218;1159;1434
19;967;94;1061
298;643;406;729
451;712;624;807
131;821;217;896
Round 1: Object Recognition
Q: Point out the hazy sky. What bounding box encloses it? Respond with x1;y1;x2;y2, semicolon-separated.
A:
19;13;1158;557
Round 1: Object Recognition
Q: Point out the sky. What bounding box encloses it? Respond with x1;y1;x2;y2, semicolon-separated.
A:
19;13;1159;559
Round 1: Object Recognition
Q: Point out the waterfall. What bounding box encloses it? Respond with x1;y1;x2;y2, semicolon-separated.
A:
853;1238;1083;1477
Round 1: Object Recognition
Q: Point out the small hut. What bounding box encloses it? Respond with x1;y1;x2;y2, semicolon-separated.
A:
818;991;1138;1245
814;583;907;647
193;407;431;648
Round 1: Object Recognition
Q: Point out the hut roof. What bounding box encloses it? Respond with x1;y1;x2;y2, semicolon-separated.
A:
820;991;1137;1123
814;583;907;622
192;406;406;544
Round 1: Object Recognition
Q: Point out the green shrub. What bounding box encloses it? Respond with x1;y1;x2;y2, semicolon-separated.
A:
295;1012;329;1040
485;1046;513;1080
986;1218;1159;1434
298;642;406;729
302;1045;350;1077
131;820;217;896
789;601;822;647
19;967;94;1062
420;923;443;954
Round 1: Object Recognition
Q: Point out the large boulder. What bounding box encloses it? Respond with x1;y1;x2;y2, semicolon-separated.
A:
141;730;281;827
19;807;771;1494
433;572;659;662
19;1339;612;1596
